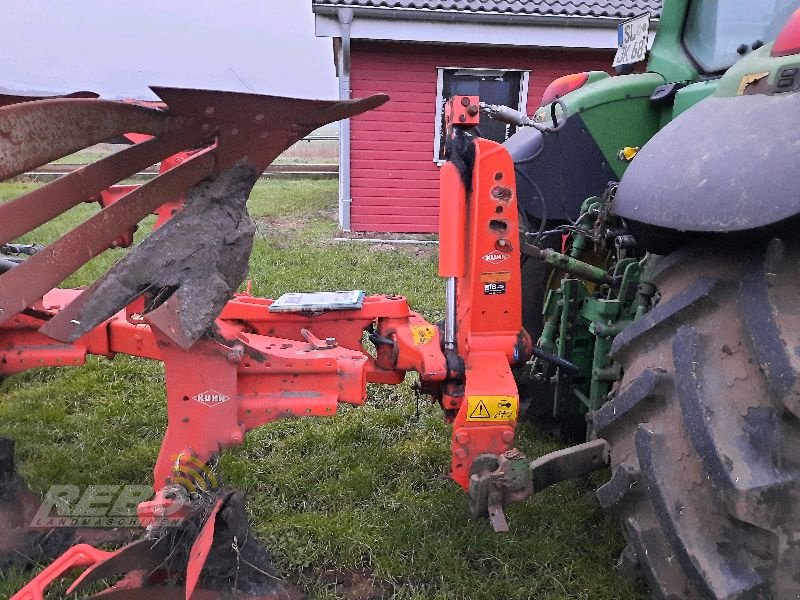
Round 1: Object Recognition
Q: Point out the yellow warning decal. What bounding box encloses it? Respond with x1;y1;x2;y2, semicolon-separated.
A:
410;324;436;345
466;395;518;422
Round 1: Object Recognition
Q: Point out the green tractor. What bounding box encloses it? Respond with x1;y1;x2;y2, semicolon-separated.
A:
497;0;800;596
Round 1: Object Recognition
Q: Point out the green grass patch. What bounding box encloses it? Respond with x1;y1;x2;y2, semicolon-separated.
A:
0;179;644;598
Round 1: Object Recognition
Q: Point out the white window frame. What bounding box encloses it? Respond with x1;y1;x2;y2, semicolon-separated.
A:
433;66;530;164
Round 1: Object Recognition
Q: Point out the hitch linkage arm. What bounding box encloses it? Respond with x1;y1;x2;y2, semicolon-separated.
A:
468;439;610;532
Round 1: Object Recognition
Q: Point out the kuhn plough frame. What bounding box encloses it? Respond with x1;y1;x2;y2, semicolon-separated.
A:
0;91;601;598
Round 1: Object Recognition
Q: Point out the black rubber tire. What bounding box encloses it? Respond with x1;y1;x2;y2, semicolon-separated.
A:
590;237;800;599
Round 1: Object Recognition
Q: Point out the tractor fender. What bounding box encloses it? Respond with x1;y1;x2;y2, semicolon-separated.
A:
612;91;800;234
505;114;617;223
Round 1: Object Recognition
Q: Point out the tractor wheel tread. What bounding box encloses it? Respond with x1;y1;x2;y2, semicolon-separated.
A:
596;461;638;510
600;238;800;599
643;241;706;288
611;277;722;359
591;368;669;436
622;516;696;600
739;238;800;416
673;325;792;527
635;425;767;599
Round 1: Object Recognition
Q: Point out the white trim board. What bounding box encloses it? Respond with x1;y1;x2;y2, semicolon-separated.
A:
316;14;621;49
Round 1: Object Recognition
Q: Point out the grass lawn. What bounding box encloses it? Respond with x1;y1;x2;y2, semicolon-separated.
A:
0;179;645;599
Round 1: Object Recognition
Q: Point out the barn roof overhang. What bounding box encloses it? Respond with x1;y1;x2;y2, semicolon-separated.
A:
313;2;659;50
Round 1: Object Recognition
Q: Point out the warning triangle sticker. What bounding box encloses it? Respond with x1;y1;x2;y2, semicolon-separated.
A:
469;400;491;419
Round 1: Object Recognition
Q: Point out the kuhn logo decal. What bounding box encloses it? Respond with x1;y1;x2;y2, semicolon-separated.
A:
482;251;509;265
192;390;230;407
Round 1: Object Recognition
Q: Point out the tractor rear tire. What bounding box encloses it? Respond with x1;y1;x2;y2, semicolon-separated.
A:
591;237;800;599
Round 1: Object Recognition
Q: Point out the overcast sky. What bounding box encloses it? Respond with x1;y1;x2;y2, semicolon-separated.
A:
0;1;339;100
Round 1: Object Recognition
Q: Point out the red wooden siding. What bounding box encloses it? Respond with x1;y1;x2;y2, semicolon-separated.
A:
348;40;614;233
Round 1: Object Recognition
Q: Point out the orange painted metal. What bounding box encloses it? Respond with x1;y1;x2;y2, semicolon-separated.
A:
450;352;518;489
94;184;141;249
454;138;529;364
441;134;533;489
0;290;447;492
10;544;113;600
444;95;480;130
185;498;224;600
437;161;467;278
66;538;169;595
0;95;530;497
153;151;195;229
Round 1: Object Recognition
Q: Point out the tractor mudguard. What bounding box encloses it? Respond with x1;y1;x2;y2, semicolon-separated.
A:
612;91;800;236
504;113;617;223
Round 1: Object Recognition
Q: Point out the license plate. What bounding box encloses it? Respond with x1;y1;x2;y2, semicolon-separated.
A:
614;13;650;67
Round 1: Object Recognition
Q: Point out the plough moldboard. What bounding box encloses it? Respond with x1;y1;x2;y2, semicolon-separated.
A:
0;90;577;598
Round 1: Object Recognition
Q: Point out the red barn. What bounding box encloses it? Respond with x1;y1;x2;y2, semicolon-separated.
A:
312;0;661;233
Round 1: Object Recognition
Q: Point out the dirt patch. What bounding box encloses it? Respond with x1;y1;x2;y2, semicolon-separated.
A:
255;211;439;260
308;567;390;600
367;244;396;253
362;242;437;260
257;214;316;236
337;231;439;259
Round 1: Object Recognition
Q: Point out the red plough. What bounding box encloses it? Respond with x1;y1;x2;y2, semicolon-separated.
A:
0;91;531;597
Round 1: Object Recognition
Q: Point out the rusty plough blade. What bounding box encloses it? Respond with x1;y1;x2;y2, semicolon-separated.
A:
0;87;387;347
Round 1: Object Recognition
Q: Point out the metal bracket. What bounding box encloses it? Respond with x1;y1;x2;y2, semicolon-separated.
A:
529;438;609;494
467;439;610;532
300;328;338;350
